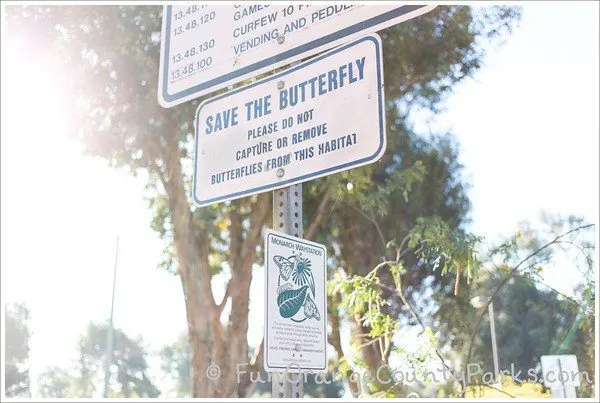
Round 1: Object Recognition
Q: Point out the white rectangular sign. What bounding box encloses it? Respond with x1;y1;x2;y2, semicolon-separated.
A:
264;229;327;372
192;34;385;207
158;3;436;107
541;355;581;387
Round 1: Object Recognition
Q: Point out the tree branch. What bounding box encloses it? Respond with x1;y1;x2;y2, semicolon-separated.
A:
347;203;387;251
376;281;459;379
366;260;398;279
358;246;462;380
147;158;168;191
241;193;271;270
515;273;594;316
396;233;414;262
216;280;231;315
229;201;243;272
357;336;384;349
555;240;595;271
304;186;333;240
356;258;460;381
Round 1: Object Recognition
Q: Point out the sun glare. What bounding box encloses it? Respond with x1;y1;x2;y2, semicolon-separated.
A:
2;33;109;391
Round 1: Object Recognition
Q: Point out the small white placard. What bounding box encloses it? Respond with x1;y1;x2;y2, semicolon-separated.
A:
541;354;581;387
264;230;327;372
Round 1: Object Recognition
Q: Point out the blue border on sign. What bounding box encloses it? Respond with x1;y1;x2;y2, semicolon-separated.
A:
192;34;385;207
161;5;425;103
265;231;327;371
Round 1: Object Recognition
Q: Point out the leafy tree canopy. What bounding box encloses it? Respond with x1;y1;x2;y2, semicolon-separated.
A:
4;303;31;397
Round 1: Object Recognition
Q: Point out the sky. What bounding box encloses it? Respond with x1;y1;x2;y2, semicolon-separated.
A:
1;2;599;398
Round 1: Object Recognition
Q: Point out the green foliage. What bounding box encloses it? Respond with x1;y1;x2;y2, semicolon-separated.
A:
303;6;524;269
408;216;483;291
382;6;522;111
329;213;594;398
460;217;596;397
37;367;76;398
329;214;481;396
79;322;160;398
4;303;30;397
160;334;190;397
470;278;581;377
346;160;428;217
331;273;376;316
32;323;161;398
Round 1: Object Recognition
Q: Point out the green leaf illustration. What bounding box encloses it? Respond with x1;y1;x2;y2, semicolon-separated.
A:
277;285;309;318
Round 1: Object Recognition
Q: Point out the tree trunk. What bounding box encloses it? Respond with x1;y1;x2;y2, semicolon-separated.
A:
160;124;217;397
161;129;271;396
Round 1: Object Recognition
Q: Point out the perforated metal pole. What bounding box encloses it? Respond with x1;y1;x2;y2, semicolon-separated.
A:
273;184;303;237
271;184;304;398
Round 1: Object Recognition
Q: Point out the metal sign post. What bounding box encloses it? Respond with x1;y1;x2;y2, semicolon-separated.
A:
271;184;304;398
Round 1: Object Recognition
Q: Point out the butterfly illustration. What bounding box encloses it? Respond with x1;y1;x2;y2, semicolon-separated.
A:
303;293;320;321
273;255;294;281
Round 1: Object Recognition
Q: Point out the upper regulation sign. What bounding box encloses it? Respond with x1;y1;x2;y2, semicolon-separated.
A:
158;3;436;107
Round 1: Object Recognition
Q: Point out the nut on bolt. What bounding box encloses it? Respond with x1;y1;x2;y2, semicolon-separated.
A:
276;168;285;178
277;35;285;44
277;80;285;90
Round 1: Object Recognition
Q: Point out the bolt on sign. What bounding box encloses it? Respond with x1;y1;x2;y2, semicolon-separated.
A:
264;229;327;372
192;34;385;207
158;3;437;107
